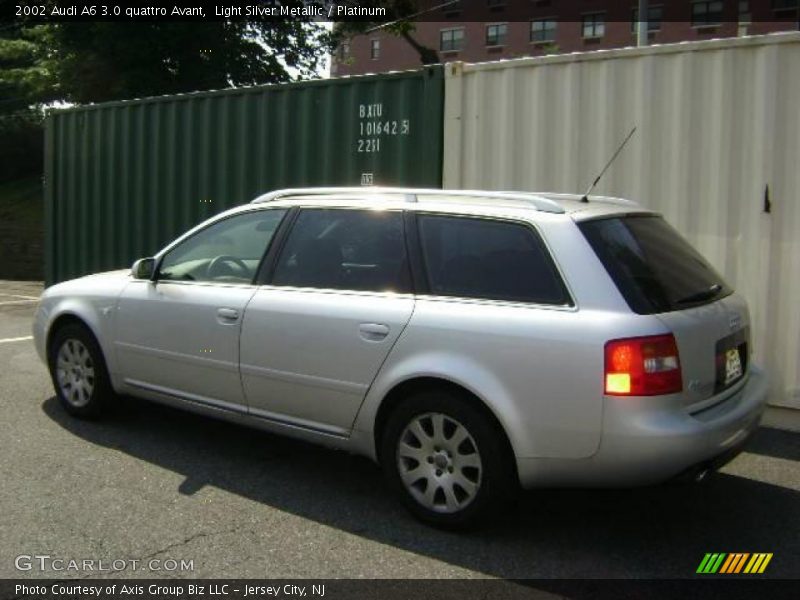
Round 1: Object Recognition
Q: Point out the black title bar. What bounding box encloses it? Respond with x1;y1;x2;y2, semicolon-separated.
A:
3;579;800;600
4;0;799;23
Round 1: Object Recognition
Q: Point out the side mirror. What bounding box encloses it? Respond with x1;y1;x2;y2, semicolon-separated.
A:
131;257;156;280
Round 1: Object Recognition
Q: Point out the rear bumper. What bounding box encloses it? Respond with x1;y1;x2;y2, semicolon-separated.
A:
517;366;769;488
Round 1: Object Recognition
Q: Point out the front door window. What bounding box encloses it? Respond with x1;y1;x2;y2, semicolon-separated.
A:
158;209;287;284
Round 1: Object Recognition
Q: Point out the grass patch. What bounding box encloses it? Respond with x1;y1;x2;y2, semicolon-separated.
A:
0;176;44;230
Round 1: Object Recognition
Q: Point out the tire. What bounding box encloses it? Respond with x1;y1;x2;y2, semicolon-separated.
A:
380;389;516;529
48;322;115;419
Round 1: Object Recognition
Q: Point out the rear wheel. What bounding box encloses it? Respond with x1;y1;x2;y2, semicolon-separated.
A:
48;323;114;418
381;390;515;528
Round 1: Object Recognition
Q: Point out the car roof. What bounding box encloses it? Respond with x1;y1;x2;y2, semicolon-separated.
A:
248;187;655;220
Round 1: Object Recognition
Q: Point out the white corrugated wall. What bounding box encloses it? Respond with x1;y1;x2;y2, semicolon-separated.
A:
443;33;800;410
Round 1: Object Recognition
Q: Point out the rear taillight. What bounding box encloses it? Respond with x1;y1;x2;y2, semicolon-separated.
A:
604;334;682;396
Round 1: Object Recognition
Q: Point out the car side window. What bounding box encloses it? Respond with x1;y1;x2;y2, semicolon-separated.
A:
158;209;287;284
272;208;411;293
418;214;571;305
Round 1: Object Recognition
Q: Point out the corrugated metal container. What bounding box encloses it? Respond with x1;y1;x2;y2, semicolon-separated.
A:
443;33;800;410
45;66;444;285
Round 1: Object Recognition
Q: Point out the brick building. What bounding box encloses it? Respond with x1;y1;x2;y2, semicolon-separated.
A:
331;0;799;76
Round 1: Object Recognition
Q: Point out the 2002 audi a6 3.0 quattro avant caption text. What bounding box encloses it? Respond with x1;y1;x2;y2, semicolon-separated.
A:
33;187;769;527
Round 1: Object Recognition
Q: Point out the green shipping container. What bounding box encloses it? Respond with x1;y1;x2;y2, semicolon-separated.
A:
44;66;444;285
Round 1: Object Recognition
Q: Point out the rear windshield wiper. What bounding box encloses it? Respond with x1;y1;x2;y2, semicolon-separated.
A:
676;283;722;305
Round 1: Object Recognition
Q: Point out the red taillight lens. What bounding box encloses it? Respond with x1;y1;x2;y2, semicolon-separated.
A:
604;334;682;396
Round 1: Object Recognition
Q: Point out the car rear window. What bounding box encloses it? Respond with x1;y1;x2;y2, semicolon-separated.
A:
579;215;732;314
418;215;571;305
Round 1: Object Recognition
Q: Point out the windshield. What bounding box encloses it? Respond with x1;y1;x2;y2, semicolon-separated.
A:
579;215;733;314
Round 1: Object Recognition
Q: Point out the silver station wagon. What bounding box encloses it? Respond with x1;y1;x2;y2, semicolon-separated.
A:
34;187;768;527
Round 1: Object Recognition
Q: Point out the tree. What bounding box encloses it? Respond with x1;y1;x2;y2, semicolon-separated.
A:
0;23;57;180
334;0;440;66
50;20;332;104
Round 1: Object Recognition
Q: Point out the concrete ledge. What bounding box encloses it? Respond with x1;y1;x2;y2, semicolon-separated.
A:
762;405;800;433
0;225;43;281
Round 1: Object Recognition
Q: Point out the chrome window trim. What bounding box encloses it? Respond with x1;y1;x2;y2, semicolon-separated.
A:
257;284;415;301
413;294;578;313
131;279;257;290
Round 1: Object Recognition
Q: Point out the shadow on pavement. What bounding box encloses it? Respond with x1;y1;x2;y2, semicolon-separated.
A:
744;427;800;462
42;396;800;580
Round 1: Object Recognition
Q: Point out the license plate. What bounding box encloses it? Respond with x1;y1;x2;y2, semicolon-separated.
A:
714;328;748;394
724;348;743;386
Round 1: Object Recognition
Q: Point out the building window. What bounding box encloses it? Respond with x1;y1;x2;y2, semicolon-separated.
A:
631;5;663;32
487;0;506;10
582;14;605;39
370;39;380;60
440;28;465;52
337;41;350;61
772;0;799;10
692;1;724;26
486;23;508;47
531;19;557;42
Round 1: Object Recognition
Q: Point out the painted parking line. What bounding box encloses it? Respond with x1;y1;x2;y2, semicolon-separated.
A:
0;293;40;300
0;336;34;344
0;300;39;306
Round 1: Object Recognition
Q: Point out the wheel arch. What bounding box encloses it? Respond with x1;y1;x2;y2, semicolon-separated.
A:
46;312;101;357
45;310;116;391
372;376;519;485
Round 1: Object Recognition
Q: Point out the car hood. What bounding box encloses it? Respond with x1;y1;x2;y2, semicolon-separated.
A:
45;269;132;298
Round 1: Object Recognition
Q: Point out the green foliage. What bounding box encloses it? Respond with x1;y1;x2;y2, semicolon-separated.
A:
0;176;43;229
50;21;333;103
0;24;57;119
541;43;561;55
0;24;55;182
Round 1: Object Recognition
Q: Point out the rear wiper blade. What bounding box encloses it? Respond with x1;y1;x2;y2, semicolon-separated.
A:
676;283;722;304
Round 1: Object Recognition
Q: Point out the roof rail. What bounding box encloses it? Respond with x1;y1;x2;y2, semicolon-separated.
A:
250;187;565;214
538;191;640;207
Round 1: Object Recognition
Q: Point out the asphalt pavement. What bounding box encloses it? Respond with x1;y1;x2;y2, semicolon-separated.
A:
0;280;797;581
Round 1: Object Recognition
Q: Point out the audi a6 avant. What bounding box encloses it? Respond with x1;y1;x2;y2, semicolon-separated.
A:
34;187;768;526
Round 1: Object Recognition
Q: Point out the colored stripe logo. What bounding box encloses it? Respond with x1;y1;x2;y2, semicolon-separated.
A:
697;553;773;574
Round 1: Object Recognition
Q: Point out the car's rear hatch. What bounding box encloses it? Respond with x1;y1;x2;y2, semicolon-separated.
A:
579;214;751;407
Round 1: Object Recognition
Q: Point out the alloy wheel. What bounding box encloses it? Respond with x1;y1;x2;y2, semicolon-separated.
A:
396;412;483;513
56;338;95;408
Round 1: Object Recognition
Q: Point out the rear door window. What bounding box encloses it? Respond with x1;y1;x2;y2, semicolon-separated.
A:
417;215;571;305
579;215;732;314
272;208;411;293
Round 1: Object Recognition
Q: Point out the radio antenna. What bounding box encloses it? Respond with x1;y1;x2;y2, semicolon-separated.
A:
581;126;637;203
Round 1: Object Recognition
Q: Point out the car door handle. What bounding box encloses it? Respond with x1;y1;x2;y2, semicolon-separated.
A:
217;308;240;323
358;323;390;341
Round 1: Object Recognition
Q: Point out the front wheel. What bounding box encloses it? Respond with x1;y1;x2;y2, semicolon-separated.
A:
48;323;114;419
380;390;516;529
